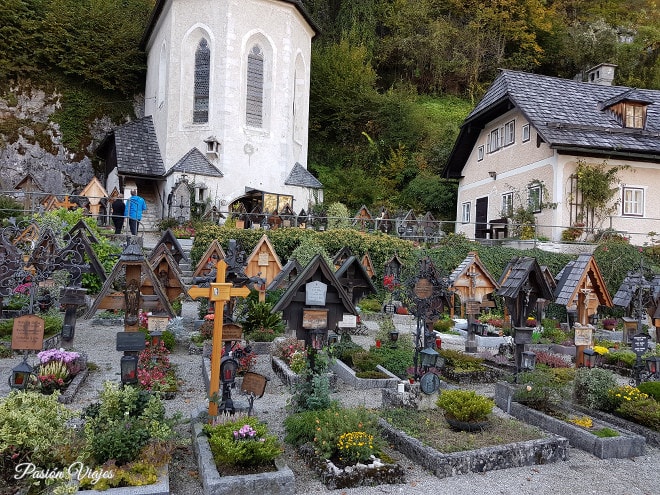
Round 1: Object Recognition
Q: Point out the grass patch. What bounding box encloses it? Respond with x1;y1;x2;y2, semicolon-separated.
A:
593;427;619;438
380;408;545;453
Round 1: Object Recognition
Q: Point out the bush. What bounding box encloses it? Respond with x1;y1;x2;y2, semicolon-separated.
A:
351;350;383;372
358;297;382;313
0;391;75;480
617;397;660;431
603;349;637;368
534;351;571;368
572;367;618;409
433;318;453;333
274;336;306;365
514;368;573;412
203;417;282;468
637;381;660;402
602;385;649;413
284;406;381;462
438;348;486;372
436;389;494;423
239;300;285;337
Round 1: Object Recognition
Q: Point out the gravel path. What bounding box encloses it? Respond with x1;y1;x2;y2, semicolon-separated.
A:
1;302;659;495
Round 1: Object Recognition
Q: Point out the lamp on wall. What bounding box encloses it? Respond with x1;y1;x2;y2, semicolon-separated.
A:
488;171;497;180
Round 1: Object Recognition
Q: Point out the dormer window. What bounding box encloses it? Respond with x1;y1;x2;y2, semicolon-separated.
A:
625;104;644;129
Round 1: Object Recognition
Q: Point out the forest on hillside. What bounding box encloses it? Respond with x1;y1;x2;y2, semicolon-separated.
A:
0;0;658;219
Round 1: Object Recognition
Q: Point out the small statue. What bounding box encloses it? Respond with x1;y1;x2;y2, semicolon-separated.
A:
124;278;140;326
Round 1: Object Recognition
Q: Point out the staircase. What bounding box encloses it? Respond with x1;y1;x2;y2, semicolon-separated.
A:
139;190;161;232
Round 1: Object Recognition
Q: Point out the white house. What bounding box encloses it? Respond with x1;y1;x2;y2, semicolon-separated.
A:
98;0;322;227
443;64;660;245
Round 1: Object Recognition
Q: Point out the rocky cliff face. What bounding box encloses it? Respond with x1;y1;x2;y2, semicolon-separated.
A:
0;81;128;197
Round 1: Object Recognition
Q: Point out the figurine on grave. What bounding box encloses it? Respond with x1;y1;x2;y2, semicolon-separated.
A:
125;278;140;326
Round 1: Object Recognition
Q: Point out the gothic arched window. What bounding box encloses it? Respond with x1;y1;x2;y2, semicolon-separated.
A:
246;45;264;127
193;38;210;124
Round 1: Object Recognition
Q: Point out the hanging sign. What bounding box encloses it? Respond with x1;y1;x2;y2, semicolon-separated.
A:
302;309;328;329
574;326;593;347
414;278;434;299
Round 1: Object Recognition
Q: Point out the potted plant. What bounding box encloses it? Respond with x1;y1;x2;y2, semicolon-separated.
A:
436;389;494;431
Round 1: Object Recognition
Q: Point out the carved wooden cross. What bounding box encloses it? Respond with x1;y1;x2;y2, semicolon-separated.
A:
189;260;250;417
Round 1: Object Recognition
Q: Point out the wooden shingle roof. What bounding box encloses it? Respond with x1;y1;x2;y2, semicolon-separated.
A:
553;254;612;307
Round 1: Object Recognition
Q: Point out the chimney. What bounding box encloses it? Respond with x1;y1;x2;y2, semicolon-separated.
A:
586;63;617;86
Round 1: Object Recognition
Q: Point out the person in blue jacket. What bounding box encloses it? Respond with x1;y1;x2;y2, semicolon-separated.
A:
127;189;147;235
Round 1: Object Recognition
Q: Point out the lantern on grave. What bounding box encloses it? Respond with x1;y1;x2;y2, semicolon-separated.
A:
520;351;536;371
120;354;139;385
645;356;660;379
220;354;239;385
311;328;325;350
582;348;598;368
327;331;339;346
389;330;399;343
9;357;35;390
420;346;441;371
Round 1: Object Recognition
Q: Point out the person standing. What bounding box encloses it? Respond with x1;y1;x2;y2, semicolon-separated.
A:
127;189;147;235
111;197;125;234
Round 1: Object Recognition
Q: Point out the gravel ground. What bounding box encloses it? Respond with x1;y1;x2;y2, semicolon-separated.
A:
2;301;659;495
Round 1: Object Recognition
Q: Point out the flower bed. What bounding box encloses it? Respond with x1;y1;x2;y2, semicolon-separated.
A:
378;417;568;478
330;358;399;390
494;383;646;459
441;366;504;384
192;421;294;495
571;403;660;448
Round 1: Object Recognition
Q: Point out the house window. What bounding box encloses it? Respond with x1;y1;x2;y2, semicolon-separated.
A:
477;145;484;161
528;184;542;213
193;39;210;124
622;187;644;216
522;124;530;142
461;202;471;224
246;45;264;127
487;128;500;153
503;120;515;146
625;104;644;129
501;192;514;217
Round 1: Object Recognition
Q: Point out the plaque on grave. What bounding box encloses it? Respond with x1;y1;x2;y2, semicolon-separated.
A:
574;326;593;346
147;315;170;333
302;309;328;329
11;315;45;351
631;333;649;356
305;281;327;306
258;252;270;266
222;323;243;341
241;371;268;398
465;300;481;316
414;278;434;299
338;314;357;328
116;332;146;352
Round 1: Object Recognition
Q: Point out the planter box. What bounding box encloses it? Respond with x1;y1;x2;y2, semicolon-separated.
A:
77;466;169;495
57;368;89;404
378;418;568;478
494;383;646;459
297;443;405;490
571;404;660;448
192;422;294;495
271;356;338;391
330;359;398;390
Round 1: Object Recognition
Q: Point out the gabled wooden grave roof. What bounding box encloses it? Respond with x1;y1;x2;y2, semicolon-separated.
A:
554;254;612;307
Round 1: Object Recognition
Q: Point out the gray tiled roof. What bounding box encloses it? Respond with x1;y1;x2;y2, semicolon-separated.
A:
168;148;223;178
285;162;323;188
445;70;660;178
113;116;166;177
466;70;660;153
554;254;591;305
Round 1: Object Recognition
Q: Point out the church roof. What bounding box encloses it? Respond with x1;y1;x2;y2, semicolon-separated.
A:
141;0;320;48
111;116;166;177
285;162;323;188
167;148;224;177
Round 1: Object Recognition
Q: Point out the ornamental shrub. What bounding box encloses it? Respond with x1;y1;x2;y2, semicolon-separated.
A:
514;368;573;412
352;350;384;372
616;397;660;431
203;417;282;468
637;381;660;402
572;367;617;409
437;389;494;423
337;431;375;464
602;385;649;413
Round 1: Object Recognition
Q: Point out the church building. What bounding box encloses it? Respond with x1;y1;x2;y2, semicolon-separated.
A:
97;0;322;227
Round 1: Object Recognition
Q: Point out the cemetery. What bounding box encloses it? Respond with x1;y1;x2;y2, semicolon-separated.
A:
0;203;659;495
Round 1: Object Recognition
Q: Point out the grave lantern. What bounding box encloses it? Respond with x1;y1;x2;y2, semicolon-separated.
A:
9;357;35;390
120;354;139;385
645;356;660;379
149;331;163;347
311;328;325;350
520;351;536;371
389;330;399;343
221;354;238;385
327;331;339;346
583;348;598;368
384;302;396;315
420;346;440;370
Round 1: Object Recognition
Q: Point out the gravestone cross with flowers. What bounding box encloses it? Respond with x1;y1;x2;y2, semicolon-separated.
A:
189;259;250;417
